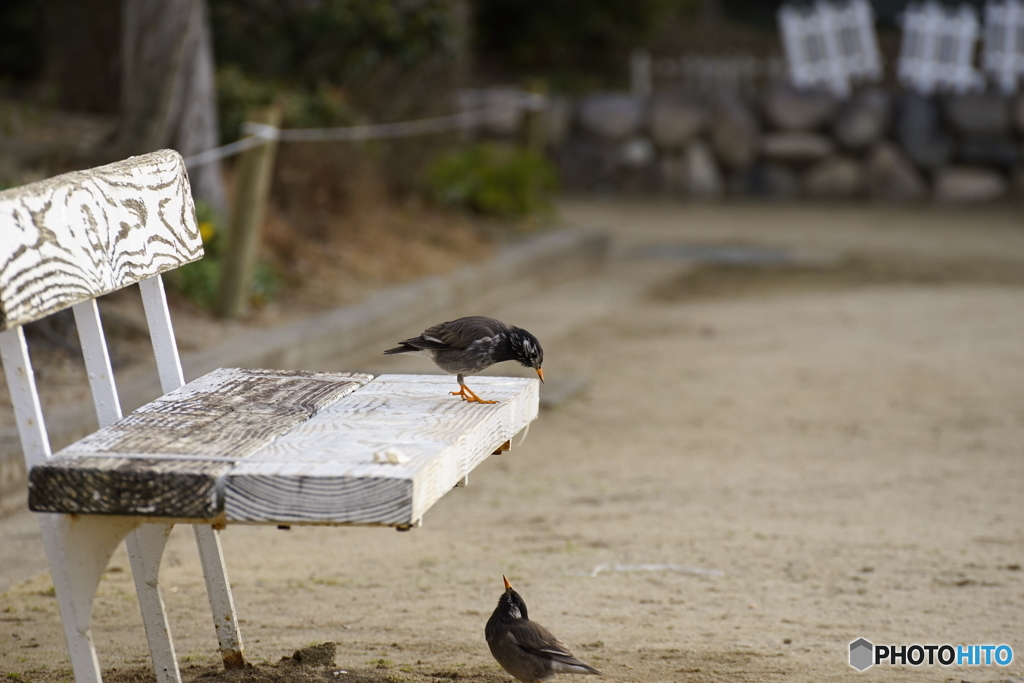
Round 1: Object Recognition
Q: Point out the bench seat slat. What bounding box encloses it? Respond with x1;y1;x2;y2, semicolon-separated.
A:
223;375;538;524
225;475;413;525
29;456;231;518
27;371;539;526
27;369;372;517
58;367;369;457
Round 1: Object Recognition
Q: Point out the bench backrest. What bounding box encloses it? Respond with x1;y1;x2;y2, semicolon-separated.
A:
0;149;202;331
0;150;202;472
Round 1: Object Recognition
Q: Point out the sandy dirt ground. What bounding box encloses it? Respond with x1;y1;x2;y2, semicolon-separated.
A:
1;200;1023;683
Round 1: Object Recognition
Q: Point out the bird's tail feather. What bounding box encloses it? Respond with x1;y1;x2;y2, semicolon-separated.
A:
551;660;602;676
542;651;602;676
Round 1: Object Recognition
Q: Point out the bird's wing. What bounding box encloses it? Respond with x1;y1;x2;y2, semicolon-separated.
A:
506;622;602;675
419;316;510;351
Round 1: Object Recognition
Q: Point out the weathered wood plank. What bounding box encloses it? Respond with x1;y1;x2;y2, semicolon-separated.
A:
27;369;371;516
0;149;201;331
224;375;539;525
225;475;414;526
26;373;539;526
29;457;230;518
59;368;371;457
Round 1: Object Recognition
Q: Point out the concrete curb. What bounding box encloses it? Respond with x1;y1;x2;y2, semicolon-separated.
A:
182;227;609;375
0;227;609;514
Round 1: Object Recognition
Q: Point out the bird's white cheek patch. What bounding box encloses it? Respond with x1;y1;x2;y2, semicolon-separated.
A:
509;604;522;620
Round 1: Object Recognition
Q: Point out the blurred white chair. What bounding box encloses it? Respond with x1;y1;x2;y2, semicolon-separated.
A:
778;0;883;98
898;2;985;95
982;0;1024;93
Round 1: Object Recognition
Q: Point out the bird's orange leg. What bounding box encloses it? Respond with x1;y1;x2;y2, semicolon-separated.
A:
451;382;498;404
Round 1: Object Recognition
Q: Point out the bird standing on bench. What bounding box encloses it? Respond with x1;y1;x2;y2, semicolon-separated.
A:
383;316;544;404
486;575;602;683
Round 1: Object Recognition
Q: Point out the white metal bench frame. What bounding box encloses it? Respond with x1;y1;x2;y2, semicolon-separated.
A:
1;150;241;683
0;150;538;683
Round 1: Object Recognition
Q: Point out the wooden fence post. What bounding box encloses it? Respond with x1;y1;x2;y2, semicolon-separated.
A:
523;81;548;154
218;106;281;319
630;49;653;97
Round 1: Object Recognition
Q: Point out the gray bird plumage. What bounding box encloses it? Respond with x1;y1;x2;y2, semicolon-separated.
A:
486;576;602;683
384;316;544;403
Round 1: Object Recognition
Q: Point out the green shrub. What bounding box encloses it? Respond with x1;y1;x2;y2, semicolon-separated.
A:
166;202;224;310
217;65;359;143
473;0;690;89
210;0;459;89
171;253;223;311
425;144;559;219
166;201;281;313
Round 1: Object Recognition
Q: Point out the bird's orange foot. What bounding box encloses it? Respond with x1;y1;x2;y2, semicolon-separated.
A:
451;385;498;404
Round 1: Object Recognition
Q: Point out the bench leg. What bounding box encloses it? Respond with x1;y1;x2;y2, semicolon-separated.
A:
126;523;246;673
126;524;182;683
192;525;245;669
37;513;143;683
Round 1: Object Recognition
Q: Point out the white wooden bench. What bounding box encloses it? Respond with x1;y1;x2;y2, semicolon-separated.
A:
0;150;539;683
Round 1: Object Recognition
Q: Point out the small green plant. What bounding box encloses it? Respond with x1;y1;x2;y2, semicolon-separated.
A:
166;202;225;311
217;65;358;143
425;143;558;219
248;260;283;309
167;202;281;312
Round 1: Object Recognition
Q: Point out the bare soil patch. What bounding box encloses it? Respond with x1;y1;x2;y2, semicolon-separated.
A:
2;201;1023;683
650;252;1024;302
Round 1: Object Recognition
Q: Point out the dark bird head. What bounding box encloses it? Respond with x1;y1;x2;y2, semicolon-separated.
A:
508;328;544;383
493;575;529;623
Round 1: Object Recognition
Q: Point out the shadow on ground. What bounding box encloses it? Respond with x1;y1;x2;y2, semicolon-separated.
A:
102;644;510;683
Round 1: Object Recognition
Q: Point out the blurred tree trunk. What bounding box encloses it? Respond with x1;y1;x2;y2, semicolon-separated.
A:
116;0;227;219
702;0;722;18
45;0;121;114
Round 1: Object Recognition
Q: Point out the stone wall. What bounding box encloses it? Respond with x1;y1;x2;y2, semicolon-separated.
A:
546;84;1024;202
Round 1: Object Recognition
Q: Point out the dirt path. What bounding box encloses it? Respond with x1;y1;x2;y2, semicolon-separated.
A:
2;200;1023;683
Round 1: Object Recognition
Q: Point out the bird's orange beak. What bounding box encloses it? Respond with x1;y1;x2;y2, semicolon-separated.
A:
536;368;545;383
503;575;513;591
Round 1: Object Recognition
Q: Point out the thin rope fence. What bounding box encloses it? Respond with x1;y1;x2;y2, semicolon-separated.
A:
184;93;546;169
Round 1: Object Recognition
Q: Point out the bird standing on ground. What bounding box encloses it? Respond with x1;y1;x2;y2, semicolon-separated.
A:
383;316;544;404
486;576;602;683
